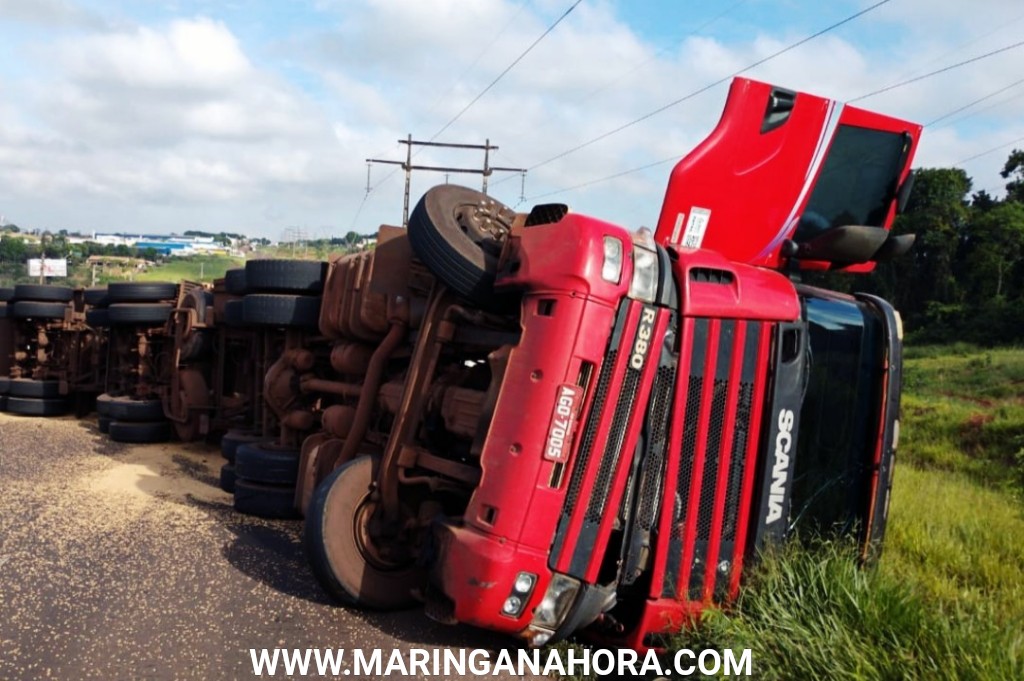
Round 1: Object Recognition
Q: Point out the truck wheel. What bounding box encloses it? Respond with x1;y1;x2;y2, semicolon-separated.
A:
83;287;109;307
5;396;70;416
221;429;267;462
107;282;177;303
305;455;420;609
220;463;237;493
235;443;301;485
224;268;247;295
85;309;110;327
103;396;165;421
245;259;326;294
0;377;9;394
407;184;516;306
108;303;174;326
108;420;172;443
12;284;74;302
98;416;112;433
7;379;62;398
12;301;67;320
0;286;14;302
242;294;320;328
233;479;299;519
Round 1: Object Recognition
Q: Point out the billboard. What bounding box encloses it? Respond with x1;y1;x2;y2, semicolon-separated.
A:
27;258;69;278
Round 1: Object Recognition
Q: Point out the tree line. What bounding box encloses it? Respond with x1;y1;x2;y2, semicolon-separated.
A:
807;150;1024;345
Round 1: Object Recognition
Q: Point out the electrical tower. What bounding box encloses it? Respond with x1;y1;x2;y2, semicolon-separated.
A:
367;135;526;227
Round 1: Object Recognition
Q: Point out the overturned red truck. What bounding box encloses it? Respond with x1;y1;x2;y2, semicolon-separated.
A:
299;77;920;649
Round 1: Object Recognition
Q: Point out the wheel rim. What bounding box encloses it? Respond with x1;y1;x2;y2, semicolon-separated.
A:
451;197;515;256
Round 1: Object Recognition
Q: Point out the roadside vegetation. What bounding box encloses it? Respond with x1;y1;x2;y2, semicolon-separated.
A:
667;344;1024;679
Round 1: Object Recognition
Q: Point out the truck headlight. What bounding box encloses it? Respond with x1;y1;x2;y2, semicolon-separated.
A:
500;571;537;618
602;236;623;283
629;245;659;303
530;573;580;630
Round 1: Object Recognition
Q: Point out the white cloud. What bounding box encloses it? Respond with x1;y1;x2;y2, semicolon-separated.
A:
0;1;1021;236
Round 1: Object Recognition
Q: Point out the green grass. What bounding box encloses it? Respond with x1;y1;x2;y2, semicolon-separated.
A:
561;345;1024;680
131;255;243;284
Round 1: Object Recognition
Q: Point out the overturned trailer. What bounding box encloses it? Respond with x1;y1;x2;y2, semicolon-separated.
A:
298;77;921;649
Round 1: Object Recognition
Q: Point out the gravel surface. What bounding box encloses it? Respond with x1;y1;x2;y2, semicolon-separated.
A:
0;413;543;680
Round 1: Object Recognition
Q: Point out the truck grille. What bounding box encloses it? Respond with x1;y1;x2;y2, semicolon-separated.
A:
661;318;765;602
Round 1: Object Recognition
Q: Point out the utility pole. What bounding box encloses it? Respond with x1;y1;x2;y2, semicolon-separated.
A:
367;135;526;227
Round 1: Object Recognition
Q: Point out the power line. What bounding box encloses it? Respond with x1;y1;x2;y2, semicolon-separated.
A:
522;154;679;203
849;38;1024;102
578;0;749;103
428;0;584;143
925;76;1024;127
954;135;1024;165
528;0;892;172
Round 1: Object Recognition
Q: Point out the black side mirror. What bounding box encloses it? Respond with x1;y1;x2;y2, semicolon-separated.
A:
792;225;890;264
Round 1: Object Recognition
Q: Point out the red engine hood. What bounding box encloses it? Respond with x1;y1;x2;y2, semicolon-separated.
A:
655;77;922;272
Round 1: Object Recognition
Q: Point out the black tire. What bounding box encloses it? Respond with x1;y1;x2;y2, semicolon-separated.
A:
0;395;6;411
96;392;113;416
85;309;110;327
98;416;112;434
220;463;237;493
5;396;70;416
242;294;320;328
305;455;420;609
233;479;299;519
235;443;301;485
108;303;173;326
224;268;247;295
0;303;8;319
102;396;165;421
12;301;67;320
107;282;177;303
407;184;516;305
223;299;244;327
245;259;326;294
12;284;74;302
83;287;109;307
108;420;172;443
221;429;267;462
0;286;14;302
0;376;9;394
7;378;62;398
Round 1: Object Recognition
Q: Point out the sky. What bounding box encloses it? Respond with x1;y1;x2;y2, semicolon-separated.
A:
1;0;1022;240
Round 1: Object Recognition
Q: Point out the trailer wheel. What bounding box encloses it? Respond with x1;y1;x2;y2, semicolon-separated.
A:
12;284;74;302
98;416;112;433
235;443;301;485
224;268;247;295
108;420;172;443
0;286;14;302
83;287;109;307
220;463;237;493
12;301;67;320
108;303;174;326
85;309;110;327
305;455;420;609
220;429;268;463
233;479;299;519
245;259;326;294
407;184;516;306
5;396;70;416
103;396;165;421
7;378;62;398
0;377;9;394
107;282;177;303
242;294;321;328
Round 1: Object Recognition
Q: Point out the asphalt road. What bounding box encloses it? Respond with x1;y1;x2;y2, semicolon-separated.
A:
0;412;543;681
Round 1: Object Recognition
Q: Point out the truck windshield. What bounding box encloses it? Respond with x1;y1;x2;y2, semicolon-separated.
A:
789;291;884;537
